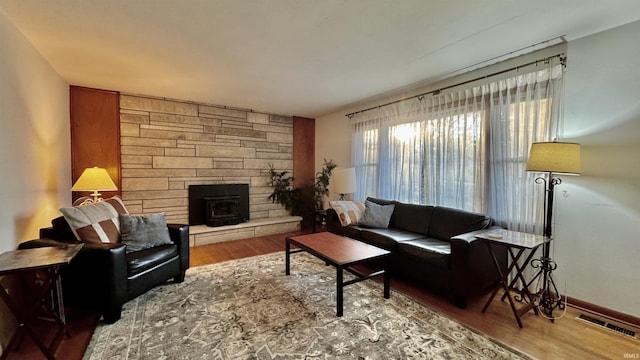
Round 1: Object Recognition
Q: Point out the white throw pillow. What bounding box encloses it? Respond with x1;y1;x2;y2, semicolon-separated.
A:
329;200;365;227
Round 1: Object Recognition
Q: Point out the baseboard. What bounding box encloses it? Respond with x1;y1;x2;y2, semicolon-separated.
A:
567;296;640;328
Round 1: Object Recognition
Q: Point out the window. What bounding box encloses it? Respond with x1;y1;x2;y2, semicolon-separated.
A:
351;63;562;230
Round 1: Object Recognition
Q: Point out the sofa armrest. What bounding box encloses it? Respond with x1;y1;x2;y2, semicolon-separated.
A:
168;224;190;274
448;226;507;305
325;208;346;234
450;226;504;244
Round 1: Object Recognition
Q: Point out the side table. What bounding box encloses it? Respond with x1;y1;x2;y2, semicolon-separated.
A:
0;243;83;360
475;229;550;328
312;209;327;233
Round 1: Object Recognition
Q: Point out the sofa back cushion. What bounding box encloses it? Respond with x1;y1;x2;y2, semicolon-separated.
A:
392;202;434;235
428;206;493;240
47;216;77;241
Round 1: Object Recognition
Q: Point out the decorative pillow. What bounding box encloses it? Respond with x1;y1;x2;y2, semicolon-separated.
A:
120;212;173;253
329;200;365;227
359;200;395;228
59;196;129;244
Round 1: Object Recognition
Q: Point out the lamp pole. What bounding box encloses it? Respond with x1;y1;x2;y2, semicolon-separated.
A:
528;174;564;321
526;141;580;321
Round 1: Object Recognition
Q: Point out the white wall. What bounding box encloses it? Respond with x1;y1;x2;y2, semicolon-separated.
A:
315;112;353;205
555;20;640;317
317;21;640;317
0;9;70;251
0;8;70;351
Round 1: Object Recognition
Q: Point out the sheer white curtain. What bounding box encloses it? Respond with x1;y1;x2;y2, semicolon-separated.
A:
351;59;564;231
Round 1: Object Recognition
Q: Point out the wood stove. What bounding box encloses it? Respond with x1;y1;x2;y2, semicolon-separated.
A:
188;184;249;226
203;195;241;227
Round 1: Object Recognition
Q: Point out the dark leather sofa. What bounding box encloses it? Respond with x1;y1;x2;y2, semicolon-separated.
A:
327;197;507;308
19;216;189;323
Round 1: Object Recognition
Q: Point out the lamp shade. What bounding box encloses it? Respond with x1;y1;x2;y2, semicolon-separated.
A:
71;167;118;191
526;142;581;175
333;167;357;195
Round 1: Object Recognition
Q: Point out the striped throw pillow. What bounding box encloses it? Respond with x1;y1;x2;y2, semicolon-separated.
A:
329;200;365;227
60;197;129;244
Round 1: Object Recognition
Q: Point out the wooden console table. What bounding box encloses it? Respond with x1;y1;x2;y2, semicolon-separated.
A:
476;229;550;328
0;244;82;360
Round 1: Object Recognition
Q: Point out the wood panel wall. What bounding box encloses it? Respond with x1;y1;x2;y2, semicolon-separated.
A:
292;116;315;188
69;86;121;202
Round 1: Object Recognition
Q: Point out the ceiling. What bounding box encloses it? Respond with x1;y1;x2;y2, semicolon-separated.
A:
2;1;640;118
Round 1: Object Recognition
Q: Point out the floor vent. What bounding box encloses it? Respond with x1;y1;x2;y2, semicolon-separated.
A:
577;313;638;338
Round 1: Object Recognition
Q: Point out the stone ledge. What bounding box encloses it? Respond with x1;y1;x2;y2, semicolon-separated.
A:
189;216;302;247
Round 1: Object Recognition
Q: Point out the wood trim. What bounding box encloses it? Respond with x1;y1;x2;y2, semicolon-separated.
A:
567;296;640;328
70;86;121;202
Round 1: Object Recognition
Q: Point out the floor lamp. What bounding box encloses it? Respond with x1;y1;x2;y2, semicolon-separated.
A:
525;141;581;320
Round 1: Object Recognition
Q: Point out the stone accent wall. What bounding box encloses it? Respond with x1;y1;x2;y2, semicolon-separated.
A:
119;94;292;223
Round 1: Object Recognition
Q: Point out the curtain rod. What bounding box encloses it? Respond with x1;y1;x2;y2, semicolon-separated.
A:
345;53;566;119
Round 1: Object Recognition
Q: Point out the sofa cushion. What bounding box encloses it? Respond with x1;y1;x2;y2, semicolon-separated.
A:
398;237;451;257
359;228;425;251
392;202;434;235
120;212;173;253
359;200;395;228
59;197;129;244
428;206;492;240
126;244;178;276
329;200;365;227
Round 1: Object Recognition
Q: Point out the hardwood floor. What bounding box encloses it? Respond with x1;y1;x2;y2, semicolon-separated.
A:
6;230;637;359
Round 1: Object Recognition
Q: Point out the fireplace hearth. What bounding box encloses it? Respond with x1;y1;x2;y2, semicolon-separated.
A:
189;184;249;226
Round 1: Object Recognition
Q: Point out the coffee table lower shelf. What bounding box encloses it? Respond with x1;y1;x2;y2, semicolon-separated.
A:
285;232;391;317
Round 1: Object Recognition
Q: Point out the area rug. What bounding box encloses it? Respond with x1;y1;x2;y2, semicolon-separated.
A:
83;252;531;360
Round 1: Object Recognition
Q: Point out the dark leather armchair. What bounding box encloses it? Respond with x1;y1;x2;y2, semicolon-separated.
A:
19;216;189;324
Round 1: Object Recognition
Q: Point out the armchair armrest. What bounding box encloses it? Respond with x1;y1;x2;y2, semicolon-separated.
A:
168;223;190;275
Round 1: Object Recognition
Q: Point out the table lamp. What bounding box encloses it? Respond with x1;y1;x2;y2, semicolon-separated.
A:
71;167;118;206
333;167;356;200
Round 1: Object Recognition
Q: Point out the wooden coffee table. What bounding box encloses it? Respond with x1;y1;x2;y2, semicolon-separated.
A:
285;232;391;317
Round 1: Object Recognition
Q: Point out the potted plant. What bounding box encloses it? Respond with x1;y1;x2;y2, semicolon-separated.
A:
267;159;337;228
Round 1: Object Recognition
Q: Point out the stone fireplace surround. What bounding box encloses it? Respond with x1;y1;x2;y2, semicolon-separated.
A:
119;94;301;246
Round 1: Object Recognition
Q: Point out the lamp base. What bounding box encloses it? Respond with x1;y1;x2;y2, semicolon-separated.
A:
72;195;104;206
528;255;565;321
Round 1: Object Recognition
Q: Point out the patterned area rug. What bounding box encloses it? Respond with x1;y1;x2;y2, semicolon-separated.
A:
83;252;530;359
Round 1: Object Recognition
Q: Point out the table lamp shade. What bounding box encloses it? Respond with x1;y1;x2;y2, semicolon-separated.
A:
526;142;581;175
71;167;118;191
333;167;357;195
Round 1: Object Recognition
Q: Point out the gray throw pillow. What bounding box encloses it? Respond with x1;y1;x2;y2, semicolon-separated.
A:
359;200;395;228
120;212;173;253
